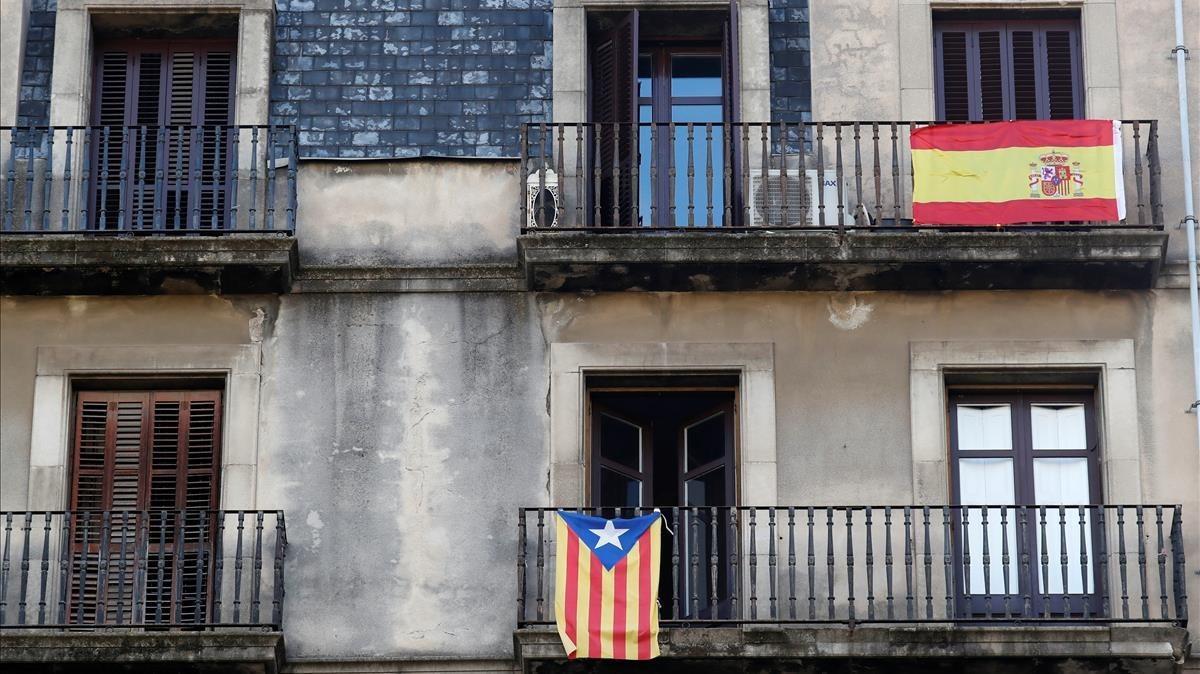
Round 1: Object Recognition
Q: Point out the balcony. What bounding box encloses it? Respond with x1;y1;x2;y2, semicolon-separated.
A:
517;121;1169;292
513;505;1189;671
0;510;286;673
0;126;298;294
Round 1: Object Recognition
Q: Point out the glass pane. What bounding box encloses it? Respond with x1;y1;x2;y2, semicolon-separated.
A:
671;55;722;97
685;412;726;472
685;467;726;507
958;458;1018;593
956;404;1012;450
599;413;641;471
1033;458;1094;595
1031;404;1086;450
670;105;724;226
638;105;652;225
599;466;641;508
638;54;652;98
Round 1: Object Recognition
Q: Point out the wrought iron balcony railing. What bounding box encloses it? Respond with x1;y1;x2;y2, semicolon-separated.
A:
519;120;1163;230
0;125;297;234
516;505;1188;626
0;510;286;630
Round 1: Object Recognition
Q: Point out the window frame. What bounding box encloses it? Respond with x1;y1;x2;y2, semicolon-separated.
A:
947;388;1101;508
933;18;1084;122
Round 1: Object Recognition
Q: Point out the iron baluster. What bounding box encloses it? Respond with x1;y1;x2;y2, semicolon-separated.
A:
232;511;245;624
844;509;855;623
1000;507;1011;618
922;506;933;619
834;124;845;231
61;128;75;230
903;506;913;619
1136;506;1148;619
556;125;566;227
768;508;778;618
749;509;758;620
981;506;992;618
94;512;110;624
1039;506;1050;618
248;127;259;229
710;507;719;616
815;124;826;226
1132;122;1146;223
884;507;895;620
251;511;265;624
0;512;11;623
871;122;882;225
806;507;815;620
1097;508;1110;618
826;508;835;620
517;510;526;623
686;122;695;226
1156;505;1168;619
704;123;713;226
115;511;129;624
852;121;863;225
787;507;797;619
671;506;681;619
264;126;277;231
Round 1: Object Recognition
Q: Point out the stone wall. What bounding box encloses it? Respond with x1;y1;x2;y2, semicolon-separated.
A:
271;0;553;158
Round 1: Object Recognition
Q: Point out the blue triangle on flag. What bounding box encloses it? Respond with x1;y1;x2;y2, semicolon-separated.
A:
557;511;660;570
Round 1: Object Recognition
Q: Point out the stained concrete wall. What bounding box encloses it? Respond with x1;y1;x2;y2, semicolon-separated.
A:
1;289;1196;665
296;159;521;268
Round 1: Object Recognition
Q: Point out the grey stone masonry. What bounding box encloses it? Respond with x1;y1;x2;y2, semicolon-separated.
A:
768;0;811;122
271;0;553;158
15;0;56;129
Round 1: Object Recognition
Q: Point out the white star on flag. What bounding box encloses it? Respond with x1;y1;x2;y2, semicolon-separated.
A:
589;520;629;550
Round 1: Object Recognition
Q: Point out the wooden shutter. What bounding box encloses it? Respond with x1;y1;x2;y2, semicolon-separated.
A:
68;389;222;625
935;19;1082;122
935;29;971;121
591;11;638;226
90;40;235;230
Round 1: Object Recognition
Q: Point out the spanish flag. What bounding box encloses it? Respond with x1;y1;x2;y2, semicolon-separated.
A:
554;511;661;660
911;120;1126;225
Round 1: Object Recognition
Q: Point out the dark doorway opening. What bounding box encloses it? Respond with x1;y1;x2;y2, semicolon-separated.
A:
587;377;737;619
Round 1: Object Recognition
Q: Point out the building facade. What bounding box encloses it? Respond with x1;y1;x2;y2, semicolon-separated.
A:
0;0;1197;672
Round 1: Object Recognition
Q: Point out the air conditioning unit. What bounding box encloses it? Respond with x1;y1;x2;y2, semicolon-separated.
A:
748;169;864;227
526;169;560;228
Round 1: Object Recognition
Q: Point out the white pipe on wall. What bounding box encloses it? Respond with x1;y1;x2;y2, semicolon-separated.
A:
1173;0;1200;452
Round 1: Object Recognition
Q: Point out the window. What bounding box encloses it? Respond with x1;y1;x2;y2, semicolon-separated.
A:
90;39;236;230
934;18;1082;121
948;389;1100;617
589;9;738;226
588;380;736;619
69;389;222;624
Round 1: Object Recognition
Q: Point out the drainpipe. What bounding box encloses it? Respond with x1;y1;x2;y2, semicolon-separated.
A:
1173;0;1200;451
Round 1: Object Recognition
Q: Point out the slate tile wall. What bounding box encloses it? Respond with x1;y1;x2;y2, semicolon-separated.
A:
768;0;811;123
271;0;553;158
15;0;56;129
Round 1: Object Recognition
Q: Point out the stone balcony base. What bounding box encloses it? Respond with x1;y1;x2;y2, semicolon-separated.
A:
0;234;298;294
518;228;1169;292
514;623;1191;673
0;629;284;674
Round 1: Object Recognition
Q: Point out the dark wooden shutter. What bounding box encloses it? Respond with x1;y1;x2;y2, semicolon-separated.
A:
936;30;971;121
591;11;638;226
1043;28;1080;119
935;19;1081;122
69;390;222;625
90;40;235;230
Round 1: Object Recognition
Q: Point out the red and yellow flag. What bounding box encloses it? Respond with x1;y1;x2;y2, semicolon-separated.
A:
554;512;661;660
911;120;1126;225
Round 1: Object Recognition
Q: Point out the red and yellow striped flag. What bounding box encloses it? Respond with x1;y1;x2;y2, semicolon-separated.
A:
911;120;1126;225
554;511;661;660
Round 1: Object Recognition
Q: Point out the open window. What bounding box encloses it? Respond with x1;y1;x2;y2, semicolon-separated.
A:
588;376;737;619
588;6;740;226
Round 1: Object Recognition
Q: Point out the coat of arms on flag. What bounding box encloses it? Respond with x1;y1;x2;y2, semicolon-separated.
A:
554;511;662;660
911;119;1126;225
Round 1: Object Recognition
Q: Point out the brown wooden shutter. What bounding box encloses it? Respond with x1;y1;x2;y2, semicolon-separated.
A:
591;11;638;226
68;389;222;625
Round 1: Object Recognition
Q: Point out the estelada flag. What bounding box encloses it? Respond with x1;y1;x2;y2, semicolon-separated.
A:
554;511;661;660
911;120;1126;225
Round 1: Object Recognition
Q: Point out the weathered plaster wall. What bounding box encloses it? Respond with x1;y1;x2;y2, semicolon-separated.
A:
255;293;547;659
296;159;520;267
3;289;1195;661
0;295;269;510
